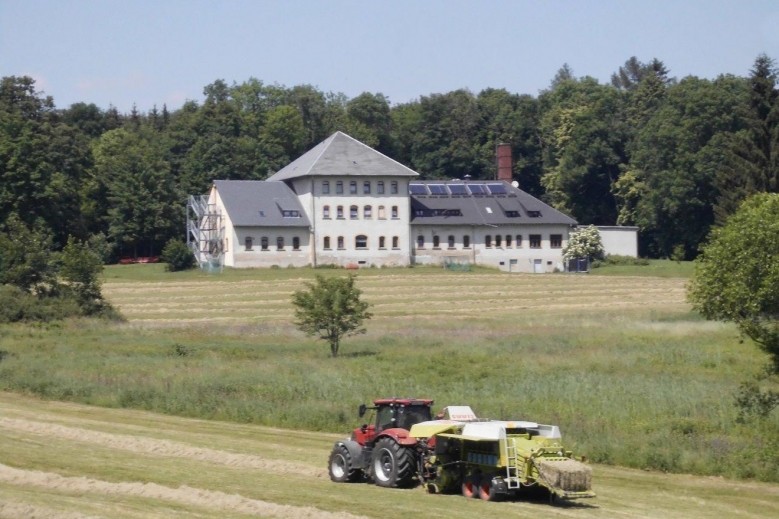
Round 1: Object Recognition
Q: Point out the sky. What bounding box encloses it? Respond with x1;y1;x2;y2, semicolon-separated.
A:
2;0;778;113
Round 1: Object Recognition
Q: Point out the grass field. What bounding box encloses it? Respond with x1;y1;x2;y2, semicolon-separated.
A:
1;261;778;516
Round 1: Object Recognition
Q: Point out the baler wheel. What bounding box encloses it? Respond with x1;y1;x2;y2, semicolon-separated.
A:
371;437;416;488
461;476;478;498
478;479;500;501
328;444;361;483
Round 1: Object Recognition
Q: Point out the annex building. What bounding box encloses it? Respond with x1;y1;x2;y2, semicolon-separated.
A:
187;131;578;273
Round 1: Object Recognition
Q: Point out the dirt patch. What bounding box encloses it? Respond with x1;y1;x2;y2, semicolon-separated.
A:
0;418;325;479
0;463;366;519
0;501;100;519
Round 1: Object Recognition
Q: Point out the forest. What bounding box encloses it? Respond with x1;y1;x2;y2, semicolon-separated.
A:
1;55;777;261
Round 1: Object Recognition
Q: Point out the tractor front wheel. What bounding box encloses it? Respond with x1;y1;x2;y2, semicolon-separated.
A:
371;437;416;488
328;444;362;483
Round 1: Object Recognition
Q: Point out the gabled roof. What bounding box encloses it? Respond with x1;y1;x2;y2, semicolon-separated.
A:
214;180;310;227
267;131;419;181
409;180;577;226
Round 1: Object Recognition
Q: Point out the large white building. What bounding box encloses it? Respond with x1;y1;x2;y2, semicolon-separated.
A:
188;132;579;273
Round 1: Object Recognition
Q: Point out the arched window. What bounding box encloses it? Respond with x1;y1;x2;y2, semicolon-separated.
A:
337;205;344;219
377;181;385;194
448;235;455;249
276;237;285;250
506;235;512;247
244;237;253;251
392;236;399;249
417;235;425;249
378;205;386;219
516;234;523;247
292;237;300;250
323;205;330;219
323;236;331;249
322;181;330;194
350;205;358;219
337;236;344;249
391;206;398;218
496;235;502;247
261;237;269;250
463;235;470;248
485;235;492;248
364;205;372;219
433;235;440;248
379;236;386;249
355;235;368;249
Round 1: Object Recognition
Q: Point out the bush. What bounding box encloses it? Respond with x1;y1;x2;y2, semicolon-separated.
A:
161;239;196;272
0;285;81;323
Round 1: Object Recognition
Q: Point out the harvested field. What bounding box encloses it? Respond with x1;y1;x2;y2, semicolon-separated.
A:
1;393;778;518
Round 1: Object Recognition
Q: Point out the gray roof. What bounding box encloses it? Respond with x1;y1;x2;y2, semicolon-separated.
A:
214;180;310;227
409;181;577;226
267;131;419;181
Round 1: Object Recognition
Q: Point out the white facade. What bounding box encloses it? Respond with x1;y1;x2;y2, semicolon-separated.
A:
597;226;639;258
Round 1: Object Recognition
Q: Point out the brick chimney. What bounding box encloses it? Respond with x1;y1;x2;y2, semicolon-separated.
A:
496;143;513;183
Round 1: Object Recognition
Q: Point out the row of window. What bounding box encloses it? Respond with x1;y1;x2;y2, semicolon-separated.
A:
323;204;399;220
244;236;300;251
415;234;562;249
322;180;399;195
243;233;563;252
323;235;400;250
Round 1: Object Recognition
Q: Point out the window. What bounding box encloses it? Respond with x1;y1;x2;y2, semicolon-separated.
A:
261;237;269;250
516;235;523;248
433;235;440;248
337;236;344;249
322;181;330;194
244;237;253;251
551;234;562;248
496;235;502;247
391;181;398;194
363;181;371;194
350;205;358;219
463;235;470;248
392;236;399;249
448;235;455;249
336;181;344;194
355;235;367;249
337;205;344;219
277;237;285;250
323;205;330;219
391;206;398;219
350;181;357;194
486;235;492;248
292;237;300;250
530;234;541;249
281;209;300;218
417;235;425;249
379;236;386;249
323;236;331;249
378;205;386;219
506;235;512;247
364;205;372;219
377;181;385;194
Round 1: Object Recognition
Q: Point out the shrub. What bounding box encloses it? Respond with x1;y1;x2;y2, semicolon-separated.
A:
161;239;196;272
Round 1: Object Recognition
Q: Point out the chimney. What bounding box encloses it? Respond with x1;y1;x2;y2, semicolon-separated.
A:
496;143;513;183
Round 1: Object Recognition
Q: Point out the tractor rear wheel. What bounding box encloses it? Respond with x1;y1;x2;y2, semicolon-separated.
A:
328;444;362;483
371;437;416;488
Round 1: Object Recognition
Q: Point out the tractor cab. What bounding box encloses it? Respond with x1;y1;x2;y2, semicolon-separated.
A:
353;398;433;445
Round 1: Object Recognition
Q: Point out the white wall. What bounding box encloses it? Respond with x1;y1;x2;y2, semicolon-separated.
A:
597;226;639;258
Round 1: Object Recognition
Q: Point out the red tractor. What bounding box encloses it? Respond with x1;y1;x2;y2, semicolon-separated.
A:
328;397;433;488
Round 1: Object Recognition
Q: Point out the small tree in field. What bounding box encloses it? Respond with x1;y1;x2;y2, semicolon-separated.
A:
292;274;372;357
688;193;779;418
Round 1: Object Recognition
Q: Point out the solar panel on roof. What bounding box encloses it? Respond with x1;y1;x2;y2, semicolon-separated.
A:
467;184;486;195
409;184;428;195
428;184;447;195
447;184;468;195
487;183;507;194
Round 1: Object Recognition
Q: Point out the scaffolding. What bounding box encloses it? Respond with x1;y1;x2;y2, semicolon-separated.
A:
186;195;224;272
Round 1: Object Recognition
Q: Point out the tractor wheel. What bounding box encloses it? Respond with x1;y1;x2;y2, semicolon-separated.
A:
478;478;500;502
371;437;416;488
328;444;362;483
461;476;479;498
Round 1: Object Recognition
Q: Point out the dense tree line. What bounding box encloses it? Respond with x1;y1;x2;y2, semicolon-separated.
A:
1;55;777;260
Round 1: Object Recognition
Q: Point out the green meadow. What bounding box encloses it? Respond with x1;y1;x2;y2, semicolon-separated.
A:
1;261;777;483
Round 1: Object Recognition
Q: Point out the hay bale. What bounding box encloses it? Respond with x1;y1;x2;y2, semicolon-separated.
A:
536;459;592;492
